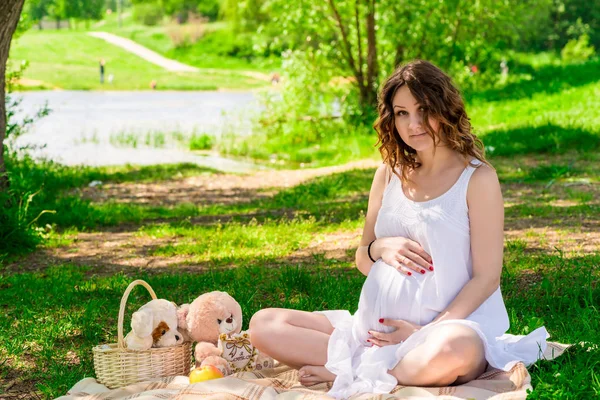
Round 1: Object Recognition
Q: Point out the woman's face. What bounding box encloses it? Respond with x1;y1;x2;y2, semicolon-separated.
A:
392;85;440;152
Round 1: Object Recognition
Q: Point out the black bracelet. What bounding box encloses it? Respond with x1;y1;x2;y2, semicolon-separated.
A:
367;240;376;262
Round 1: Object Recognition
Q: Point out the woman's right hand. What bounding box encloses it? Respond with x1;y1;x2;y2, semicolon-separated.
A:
373;237;433;276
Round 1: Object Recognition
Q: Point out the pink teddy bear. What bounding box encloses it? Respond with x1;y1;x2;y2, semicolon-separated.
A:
177;291;243;375
177;291;274;376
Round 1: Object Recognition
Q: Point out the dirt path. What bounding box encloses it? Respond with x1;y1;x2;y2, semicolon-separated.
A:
9;160;599;274
87;31;271;81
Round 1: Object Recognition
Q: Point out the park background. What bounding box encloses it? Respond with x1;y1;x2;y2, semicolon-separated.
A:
0;0;599;398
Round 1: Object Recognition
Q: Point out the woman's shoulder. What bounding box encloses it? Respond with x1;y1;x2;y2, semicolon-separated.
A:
467;160;502;202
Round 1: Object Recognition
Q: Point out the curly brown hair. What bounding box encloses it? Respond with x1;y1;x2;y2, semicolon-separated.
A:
373;60;488;182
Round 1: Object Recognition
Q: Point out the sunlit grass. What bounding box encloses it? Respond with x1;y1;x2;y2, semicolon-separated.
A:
8;30;268;91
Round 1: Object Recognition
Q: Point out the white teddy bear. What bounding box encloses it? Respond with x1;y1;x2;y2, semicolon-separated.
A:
124;299;185;350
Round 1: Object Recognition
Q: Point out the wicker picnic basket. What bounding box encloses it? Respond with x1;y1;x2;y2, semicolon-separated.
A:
92;279;192;389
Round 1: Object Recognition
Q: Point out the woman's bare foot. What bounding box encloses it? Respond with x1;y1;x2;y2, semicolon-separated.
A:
298;365;337;386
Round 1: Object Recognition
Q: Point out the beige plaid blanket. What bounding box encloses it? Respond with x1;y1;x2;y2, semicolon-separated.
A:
57;342;568;400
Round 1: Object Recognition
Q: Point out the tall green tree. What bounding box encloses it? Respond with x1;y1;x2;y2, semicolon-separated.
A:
261;0;553;109
0;0;26;191
78;0;105;20
27;0;54;28
162;0;198;22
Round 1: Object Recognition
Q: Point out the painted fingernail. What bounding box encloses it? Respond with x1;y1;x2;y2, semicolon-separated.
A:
429;266;434;271
421;269;426;274
367;339;371;343
407;271;412;276
379;318;384;323
368;331;371;335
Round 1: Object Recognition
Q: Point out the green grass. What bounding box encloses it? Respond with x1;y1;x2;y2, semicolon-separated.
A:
97;12;278;72
107;129;215;151
7;30;268;91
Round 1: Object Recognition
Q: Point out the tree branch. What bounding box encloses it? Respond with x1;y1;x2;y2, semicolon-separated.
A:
414;6;436;60
446;0;463;69
354;0;365;88
365;0;378;103
327;0;360;79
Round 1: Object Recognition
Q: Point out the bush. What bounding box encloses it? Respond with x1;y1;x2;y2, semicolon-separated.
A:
1;63;54;259
197;0;220;21
219;49;379;167
189;133;214;150
0;189;54;258
166;19;205;48
133;2;164;26
561;34;596;63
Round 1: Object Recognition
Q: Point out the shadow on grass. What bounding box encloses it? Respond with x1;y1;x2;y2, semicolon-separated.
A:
505;203;600;230
482;124;600;157
467;58;600;103
9;160;597;236
30;168;373;229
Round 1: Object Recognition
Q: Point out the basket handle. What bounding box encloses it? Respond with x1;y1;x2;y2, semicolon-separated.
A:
117;279;158;349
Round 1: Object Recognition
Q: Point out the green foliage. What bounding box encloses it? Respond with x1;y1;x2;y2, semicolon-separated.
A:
196;0;220;21
220;49;379;166
25;0;105;23
2;71;51;259
561;34;596;63
0;190;55;259
522;0;600;51
26;0;54;24
221;0;268;32
133;1;164;25
189;133;214;150
258;0;554;102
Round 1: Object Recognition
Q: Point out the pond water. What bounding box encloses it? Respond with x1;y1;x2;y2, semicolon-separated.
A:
10;90;261;172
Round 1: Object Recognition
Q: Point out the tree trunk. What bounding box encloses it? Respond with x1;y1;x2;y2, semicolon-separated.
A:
0;0;26;192
364;0;378;107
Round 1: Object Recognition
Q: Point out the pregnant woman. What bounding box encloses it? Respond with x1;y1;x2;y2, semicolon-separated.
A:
249;60;549;399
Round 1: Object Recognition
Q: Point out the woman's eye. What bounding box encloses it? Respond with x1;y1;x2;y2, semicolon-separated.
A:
217;319;222;324
396;110;407;116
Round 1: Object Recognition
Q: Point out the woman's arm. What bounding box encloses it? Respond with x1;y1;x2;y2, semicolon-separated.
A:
356;165;433;276
355;164;388;276
432;164;504;323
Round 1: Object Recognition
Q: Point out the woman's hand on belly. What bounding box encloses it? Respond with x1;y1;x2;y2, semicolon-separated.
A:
373;237;433;276
367;319;422;347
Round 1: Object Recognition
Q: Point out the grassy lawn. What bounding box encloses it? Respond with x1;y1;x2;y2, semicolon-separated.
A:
96;12;278;72
7;30;269;91
1;56;599;398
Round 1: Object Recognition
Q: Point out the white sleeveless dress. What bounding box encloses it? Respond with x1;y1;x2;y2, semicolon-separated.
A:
316;160;549;399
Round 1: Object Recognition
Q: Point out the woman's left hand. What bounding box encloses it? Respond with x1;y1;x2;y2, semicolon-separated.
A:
367;319;421;347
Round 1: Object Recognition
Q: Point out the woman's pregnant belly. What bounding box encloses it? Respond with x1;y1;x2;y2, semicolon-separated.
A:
351;261;438;345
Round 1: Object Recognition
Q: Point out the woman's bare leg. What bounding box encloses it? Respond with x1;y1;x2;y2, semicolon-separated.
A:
249;308;337;385
388;324;487;387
